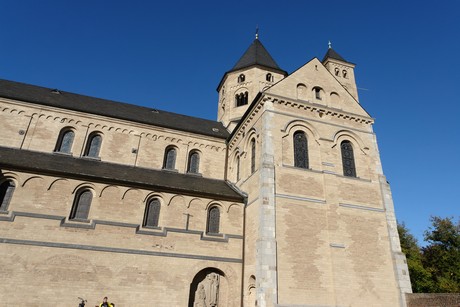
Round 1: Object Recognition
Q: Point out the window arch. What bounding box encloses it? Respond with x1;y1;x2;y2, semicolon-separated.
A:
70;189;92;220
266;73;273;82
238;74;245;83
163;147;177;170
341;140;356;177
187;151;200;174
342;70;348;78
250;138;256;174
55;128;75;154
293;131;309;169
143;198;161;228
207;206;220;234
0;180;15;211
334;67;340;76
84;132;102;158
235;91;249;107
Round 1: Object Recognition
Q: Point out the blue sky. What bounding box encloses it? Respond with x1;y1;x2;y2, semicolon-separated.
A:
1;0;459;244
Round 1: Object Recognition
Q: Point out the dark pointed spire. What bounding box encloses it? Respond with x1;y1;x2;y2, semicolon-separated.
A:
231;39;286;74
322;42;349;63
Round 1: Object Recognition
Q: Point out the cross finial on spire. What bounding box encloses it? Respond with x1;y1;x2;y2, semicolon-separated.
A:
328;41;332;49
255;25;259;40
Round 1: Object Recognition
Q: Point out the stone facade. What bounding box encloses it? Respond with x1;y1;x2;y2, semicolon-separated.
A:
0;38;411;306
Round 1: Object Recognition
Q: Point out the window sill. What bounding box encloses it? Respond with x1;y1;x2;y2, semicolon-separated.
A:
61;218;95;229
186;172;202;177
53;151;73;156
162;168;178;173
81;156;101;161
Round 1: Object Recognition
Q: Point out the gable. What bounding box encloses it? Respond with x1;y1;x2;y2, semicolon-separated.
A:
265;58;370;118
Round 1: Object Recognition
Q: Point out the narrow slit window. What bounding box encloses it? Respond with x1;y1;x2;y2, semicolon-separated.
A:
250;138;256;174
236;155;240;181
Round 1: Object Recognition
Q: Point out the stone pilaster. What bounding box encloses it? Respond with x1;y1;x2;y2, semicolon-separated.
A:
255;101;278;307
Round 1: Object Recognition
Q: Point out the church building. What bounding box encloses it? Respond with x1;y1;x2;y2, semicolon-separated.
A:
0;36;412;306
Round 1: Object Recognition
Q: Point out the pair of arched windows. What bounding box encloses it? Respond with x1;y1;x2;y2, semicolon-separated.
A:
0;180;15;212
55;128;102;158
292;131;356;177
163;148;200;174
235;92;249;107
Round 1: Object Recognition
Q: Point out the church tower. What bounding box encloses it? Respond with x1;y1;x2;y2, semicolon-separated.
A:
217;35;287;132
322;43;359;101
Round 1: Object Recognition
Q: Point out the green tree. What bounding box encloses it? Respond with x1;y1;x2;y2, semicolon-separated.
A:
398;222;434;292
422;216;460;292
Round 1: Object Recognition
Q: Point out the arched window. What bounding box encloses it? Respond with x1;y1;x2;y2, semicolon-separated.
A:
266;73;273;82
84;133;102;158
55;128;75;154
335;67;340;76
143;198;161;228
293;131;309;169
207;206;220;234
250;138;256;174
341;140;356;177
314;87;322;100
238;74;245;83
236;91;249;107
342;70;348;78
163;147;177;170
187;151;200;174
236;155;240;181
70;189;92;220
0;180;15;211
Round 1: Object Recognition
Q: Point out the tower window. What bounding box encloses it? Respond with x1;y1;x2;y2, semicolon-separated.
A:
341;140;356;177
55;128;75;154
207;206;220;234
335;68;340;76
70;189;92;220
238;74;245;83
187;151;200;174
163;147;177;170
0;180;15;212
266;73;273;82
84;132;102;158
293;131;309;169
236;91;249;107
250;138;256;174
342;70;348;78
143;198;161;228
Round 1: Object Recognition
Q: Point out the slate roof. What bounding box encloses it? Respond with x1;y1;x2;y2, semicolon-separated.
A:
322;47;351;64
0;146;244;202
230;39;287;74
0;79;229;139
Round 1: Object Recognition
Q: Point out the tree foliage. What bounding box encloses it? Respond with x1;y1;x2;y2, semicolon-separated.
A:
398;216;460;293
